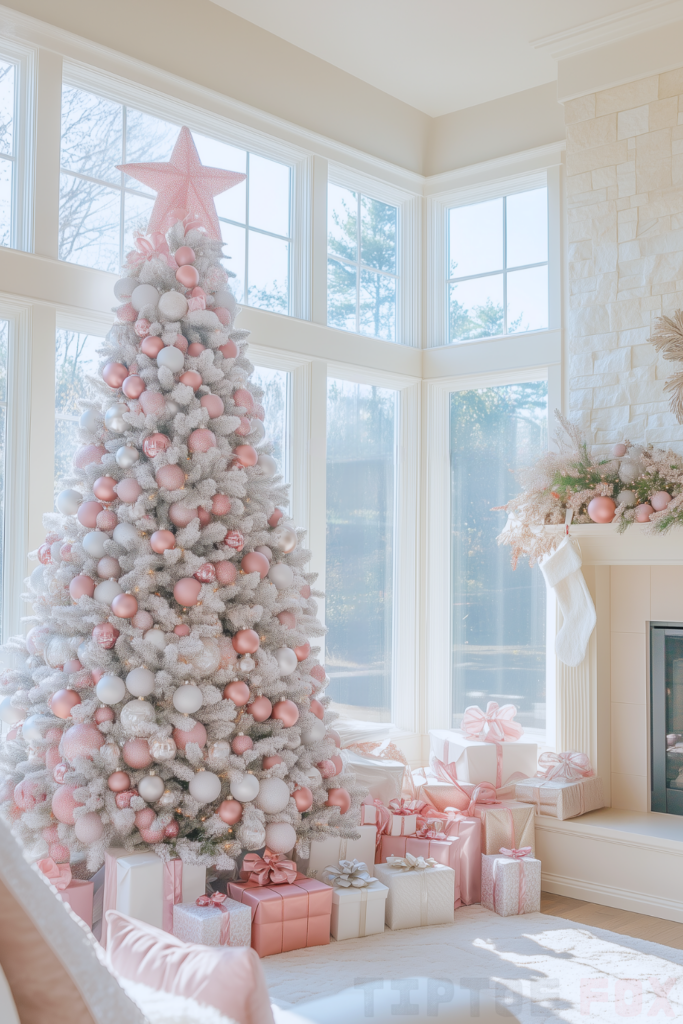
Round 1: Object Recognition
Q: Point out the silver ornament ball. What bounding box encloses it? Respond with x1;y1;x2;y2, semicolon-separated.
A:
79;408;102;432
56;489;83;516
138;774;165;802
105;403;129;433
116;445;140;469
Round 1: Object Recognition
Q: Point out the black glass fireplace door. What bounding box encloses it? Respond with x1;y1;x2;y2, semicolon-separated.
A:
651;624;683;815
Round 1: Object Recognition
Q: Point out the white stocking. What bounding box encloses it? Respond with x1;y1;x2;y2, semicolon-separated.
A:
540;535;596;667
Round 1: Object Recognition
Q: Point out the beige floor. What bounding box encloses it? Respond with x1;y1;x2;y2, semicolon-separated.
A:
541;890;683;949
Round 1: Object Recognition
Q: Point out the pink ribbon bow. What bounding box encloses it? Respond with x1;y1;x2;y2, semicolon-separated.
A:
164;209;206;234
127;232;178;269
187;287;207;312
37;858;72;891
240;848;298;886
388;799;417;816
461;701;524;743
537;751;594;782
495;847;532;916
415;826;448;841
196;892;231;945
196;892;227;907
499;847;532;859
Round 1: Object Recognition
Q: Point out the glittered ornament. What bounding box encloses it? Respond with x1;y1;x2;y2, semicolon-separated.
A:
211;493;232;516
132;610;154;631
60;722;105;760
249;695;272;722
97;556;121;579
49;689;81;719
172;721;207;750
241;551;269;578
293;786;313;812
231;734;253;755
134;317;151;338
139;391;166;417
215;561;237;585
97;510;119;531
122;738;153;769
108;771;131;792
255;777;290;814
223;680;250;705
317;759;336;779
218;799;242;824
264;821;296;855
233;388;254;412
14;778;46;811
271;699;299;726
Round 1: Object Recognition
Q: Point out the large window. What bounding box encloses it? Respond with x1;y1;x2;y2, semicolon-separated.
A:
0;321;8;629
59;85;292;313
54;330;103;501
0;58;15;248
251;366;290;487
448;188;548;343
327;184;398;342
325;379;397;721
450;382;547;733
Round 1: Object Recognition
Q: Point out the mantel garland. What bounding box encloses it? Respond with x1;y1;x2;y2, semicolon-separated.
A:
497;412;683;567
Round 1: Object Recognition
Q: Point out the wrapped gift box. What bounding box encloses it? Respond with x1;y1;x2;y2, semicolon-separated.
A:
514;776;604;820
481;852;541;917
475;800;535;856
426;816;481;907
59;879;95;928
228;874;332;957
377;833;461;909
344;749;406;804
374;860;455;930
297;825;377;879
429;729;538;789
412;768;469;814
172;896;251;947
329;879;389;940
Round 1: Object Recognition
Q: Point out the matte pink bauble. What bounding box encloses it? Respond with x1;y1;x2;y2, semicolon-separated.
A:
233;629;260;654
117;303;136;323
150;529;176;554
233;388;254;412
141;335;164;358
70;575;95;600
262;755;283;769
155;465;185;491
211;493;231;515
61;722;105;761
97;510;118;531
102;362;128;388
200;394;224;418
52;763;68;784
180;370;202;392
587;496;616;524
52;784;82;825
317;759;336;779
108;770;131;793
214;307;231;326
176;264;199;288
92;623;119;649
223;679;249;704
74;444;106;468
164;821;180;838
112;593;138;618
218;799;243;824
50;689;81;719
224;530;244;551
324;787;351;814
249;696;272;722
122;738;153;769
231;734;253;755
197;507;211;527
94;706;114;724
134;318;151;338
46;747;63;771
218;340;238;359
188;342;205;356
172;722;207;750
268;509;284;528
122;375;146;399
174;623;190;636
139;391;166;416
651;491;672;511
277;611;297;629
309;699;324;720
115;788;138;809
272;700;299;727
613;443;628;457
74;811;104;844
241;551;269;579
194;563;216;583
233;444;257;466
93;476;117;502
169;503;198;527
117;478;142;503
132;610;154;631
170;334;187;353
175;245;195;266
97;556;121;579
300;584;311;599
327;728;341;748
294;643;311;662
215;561;237;585
293;786;313;812
63;658;81;675
143;433;170;458
135;807;155;830
330;755;343;775
188;428;216;453
235;416;251;436
14;778;45;811
255;546;272;562
77;501;104;528
635;503;654;522
174;578;201;606
311;665;326;683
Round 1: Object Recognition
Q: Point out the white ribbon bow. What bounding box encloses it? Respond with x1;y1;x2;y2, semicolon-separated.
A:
386;853;437;871
321;859;374;888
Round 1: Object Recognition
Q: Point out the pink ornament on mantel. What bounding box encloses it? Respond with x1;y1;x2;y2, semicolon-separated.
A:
635;503;654;523
587;496;616;524
613;443;628;457
651;491;672;512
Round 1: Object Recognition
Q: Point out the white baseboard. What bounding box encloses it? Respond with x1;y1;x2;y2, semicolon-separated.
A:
541;870;683;923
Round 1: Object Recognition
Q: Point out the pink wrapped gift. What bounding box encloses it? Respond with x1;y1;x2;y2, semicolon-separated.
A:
481;847;541;917
377;832;461;909
38;858;94;928
227;849;332;957
515;751;604;820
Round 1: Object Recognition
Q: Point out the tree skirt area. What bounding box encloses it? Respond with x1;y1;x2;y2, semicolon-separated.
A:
262;905;683;1023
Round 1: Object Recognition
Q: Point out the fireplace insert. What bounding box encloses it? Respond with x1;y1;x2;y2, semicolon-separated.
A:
651;622;683;815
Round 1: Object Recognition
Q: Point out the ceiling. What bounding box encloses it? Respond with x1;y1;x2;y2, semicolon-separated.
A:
208;0;651;117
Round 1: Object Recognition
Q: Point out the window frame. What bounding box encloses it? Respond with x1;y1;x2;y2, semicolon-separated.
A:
0;39;35;254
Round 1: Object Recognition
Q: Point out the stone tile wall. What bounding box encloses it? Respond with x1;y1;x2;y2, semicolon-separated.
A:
566;70;683;452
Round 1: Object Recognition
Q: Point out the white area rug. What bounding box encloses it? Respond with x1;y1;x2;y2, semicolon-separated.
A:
262;905;683;1023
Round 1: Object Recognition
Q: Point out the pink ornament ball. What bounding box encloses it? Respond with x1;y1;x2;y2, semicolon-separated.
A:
169;503;198;527
139;391;166;417
241;552;270;579
52;763;68;784
74;812;104;844
262;755;283;769
214;307;231;326
102;362;128;388
268;509;284;528
92;622;119;649
164;821;180;838
60;543;73;562
14;778;45;811
175;245;195;266
300;584;311;599
172;334;188;353
188;428;216;453
327;728;341;748
613;443;628;457
218;799;243;825
294;642;311;662
231;734;254;755
97;510;118;531
311;665;326;683
122;738;153;769
172;722;207;750
97;556;121;579
233;444;257;467
52;784;82;825
180;370;202;392
233;388;254;412
174;623;190;636
135;318;151;338
174;577;202;607
70;575;95;601
201;394;224;418
150;529;176;553
651;491;672;512
42;825;60;844
233;629;260;654
135;807;155;830
194;563;216;583
93;477;117;502
132;610;154;630
293;786;313;812
218;340;238;359
215;561;237;585
61;722;105;761
117;303;137;323
108;770;130;793
94;707;114;724
188;342;205;356
37;543;52;565
117;478;143;503
74;444;106;468
49;843;71;863
46;747;63;771
197;507;211;527
156;464;185;491
77;501;104;528
49;689;81;720
330;755;343;775
112;593;138;619
324;787;351;814
249;696;272;722
272;700;299;727
211;493;231;515
224;529;244;551
317;759;336;779
587;496;616;524
635;503;654;523
115;788;138;809
141;336;164;358
63;658;81;674
122;375;146;399
235;416;251;437
309;699;324;720
277;611;296;629
143;433;170;458
176;264;199;288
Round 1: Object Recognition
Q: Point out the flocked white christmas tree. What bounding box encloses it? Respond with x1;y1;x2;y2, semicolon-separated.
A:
0;127;362;873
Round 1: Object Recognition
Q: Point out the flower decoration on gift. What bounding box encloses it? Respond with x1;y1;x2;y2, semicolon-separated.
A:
461;701;524;743
537;751;594;782
240;848;298;886
321;859;373;888
196;892;228;908
37;858;72;891
386;853;437;871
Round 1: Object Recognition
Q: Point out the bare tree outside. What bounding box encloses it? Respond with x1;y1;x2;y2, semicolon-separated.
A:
53;330;103;501
0;60;15;248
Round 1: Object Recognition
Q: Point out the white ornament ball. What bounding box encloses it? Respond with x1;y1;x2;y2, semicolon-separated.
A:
158;291;188;320
74;812;104;844
156;345;184;373
83;531;109;559
50;541;63;563
254;777;290;814
104;403;129;433
120;699;156;732
617;490;636;506
126;667;155;697
192;638;220;676
230;774;260;802
271;526;297;553
46;636;71;668
189;770;222;804
79;408;101;432
274;647;298;676
257;454;278;478
163;399;180;420
57;489;82;516
300;719;326;745
305;766;322;788
113;522;138;547
268;563;294;590
94;580;123;606
250;419;265;442
213;289;234;308
116;445;140;469
264;821;297;855
96;674;126;704
0;696;25;724
138;774;165;802
143;629;168;651
22;715;51;743
131;284;160;312
114;277;137;301
172;683;203;714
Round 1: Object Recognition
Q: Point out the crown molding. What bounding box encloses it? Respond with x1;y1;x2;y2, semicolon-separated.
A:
532;0;683;60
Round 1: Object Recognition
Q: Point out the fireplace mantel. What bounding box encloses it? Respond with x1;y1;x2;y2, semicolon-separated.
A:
546;523;683;565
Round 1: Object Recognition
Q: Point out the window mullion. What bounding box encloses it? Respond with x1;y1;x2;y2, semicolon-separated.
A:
356;192;361;335
244;151;250;305
119;104;127;268
503;195;507;336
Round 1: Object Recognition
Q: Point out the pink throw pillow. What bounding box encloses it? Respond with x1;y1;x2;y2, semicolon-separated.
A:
105;910;274;1024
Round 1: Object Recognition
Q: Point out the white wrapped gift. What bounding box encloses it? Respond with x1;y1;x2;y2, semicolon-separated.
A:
321;863;389;941
481;850;541;917
102;848;206;939
374;855;455;930
297;825;377;879
515;775;604;819
173;895;251;947
429;728;537;789
344;749;406;804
